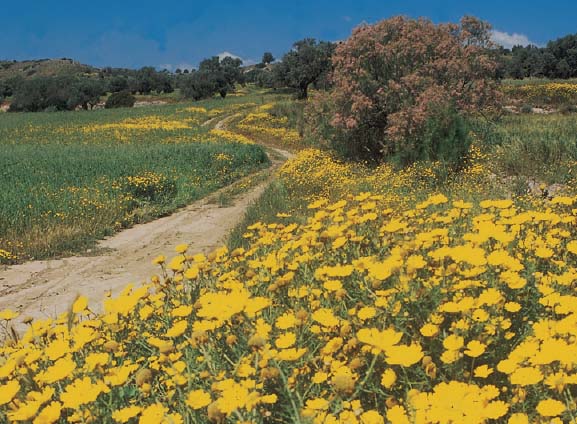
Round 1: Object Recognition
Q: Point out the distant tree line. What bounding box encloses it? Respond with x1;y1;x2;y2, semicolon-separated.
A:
1;66;176;112
498;33;577;79
3;29;577;112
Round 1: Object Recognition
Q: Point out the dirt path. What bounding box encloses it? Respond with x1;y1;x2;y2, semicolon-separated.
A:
0;114;293;334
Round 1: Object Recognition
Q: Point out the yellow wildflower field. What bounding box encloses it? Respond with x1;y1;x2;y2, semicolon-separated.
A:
1;186;577;422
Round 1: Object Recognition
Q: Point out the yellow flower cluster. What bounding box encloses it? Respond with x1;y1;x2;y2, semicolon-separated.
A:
2;188;577;423
279;146;493;204
81;116;193;133
502;82;577;105
0;249;17;264
209;129;254;145
237;109;300;145
123;172;175;201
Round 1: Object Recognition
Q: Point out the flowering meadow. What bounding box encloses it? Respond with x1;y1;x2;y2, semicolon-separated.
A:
2;84;577;423
0;96;269;262
1;181;577;422
502;82;577;107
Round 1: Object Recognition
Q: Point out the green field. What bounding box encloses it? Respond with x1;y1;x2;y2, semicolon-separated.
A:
0;95;270;262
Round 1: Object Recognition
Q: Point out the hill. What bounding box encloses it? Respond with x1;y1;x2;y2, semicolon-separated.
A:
0;58;99;80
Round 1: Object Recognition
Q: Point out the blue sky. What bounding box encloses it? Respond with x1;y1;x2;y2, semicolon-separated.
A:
2;0;576;70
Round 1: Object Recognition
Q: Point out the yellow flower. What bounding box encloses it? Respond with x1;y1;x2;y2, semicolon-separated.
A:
60;377;109;409
536;399;566;417
385;344;424;367
275;312;297;329
184;266;199;279
305;398;330;411
420;323;439;337
360;410;385;424
357;328;403;352
443;334;464;351
112;406;142;423
33;402;62;424
386;405;410;424
312;371;329;384
175;243;189;253
357;306;376;320
186;390;211;410
312;308;340;327
567;240;577;255
171;305;193;318
0;308;19;321
35;356;76;384
72;295;89;314
277;348;307;361
275;332;296;349
464;340;486;358
166;320;188;338
381;369;397;389
504;302;521;313
510;367;543;386
7;400;43;421
508;413;529;424
0;379;20;405
474;365;493;378
535;246;554;259
139;403;169;423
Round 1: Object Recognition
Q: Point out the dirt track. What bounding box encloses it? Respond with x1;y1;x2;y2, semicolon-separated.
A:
0;114;293;333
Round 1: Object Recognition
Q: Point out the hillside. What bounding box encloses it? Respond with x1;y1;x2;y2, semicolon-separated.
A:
0;58;98;80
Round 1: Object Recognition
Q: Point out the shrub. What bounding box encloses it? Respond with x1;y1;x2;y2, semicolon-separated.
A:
310;16;501;166
559;103;577;114
122;172;177;202
105;91;136;109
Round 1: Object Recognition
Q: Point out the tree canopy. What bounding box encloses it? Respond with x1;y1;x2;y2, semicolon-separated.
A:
274;39;334;99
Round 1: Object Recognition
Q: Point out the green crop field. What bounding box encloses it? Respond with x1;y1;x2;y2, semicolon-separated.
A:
0;95;270;263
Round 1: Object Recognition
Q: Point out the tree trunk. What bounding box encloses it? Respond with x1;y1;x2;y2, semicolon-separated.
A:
298;83;308;99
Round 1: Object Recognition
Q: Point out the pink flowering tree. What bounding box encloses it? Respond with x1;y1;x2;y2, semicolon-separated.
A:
308;16;501;165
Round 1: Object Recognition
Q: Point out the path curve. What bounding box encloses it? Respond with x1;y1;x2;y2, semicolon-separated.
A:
0;112;293;333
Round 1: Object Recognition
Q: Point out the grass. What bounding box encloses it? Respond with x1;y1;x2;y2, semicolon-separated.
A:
0;93;272;262
475;114;577;184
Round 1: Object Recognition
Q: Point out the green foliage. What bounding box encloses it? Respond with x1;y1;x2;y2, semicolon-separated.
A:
105;91;136;109
8;76;106;112
180;56;244;100
261;52;275;65
394;105;471;168
179;71;218;101
273;38;334;99
500;32;577;79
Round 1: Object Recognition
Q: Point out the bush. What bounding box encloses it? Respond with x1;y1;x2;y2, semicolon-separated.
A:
520;104;534;113
105;91;136;109
559;103;577;114
395;104;470;167
310;16;501;166
179;71;217;101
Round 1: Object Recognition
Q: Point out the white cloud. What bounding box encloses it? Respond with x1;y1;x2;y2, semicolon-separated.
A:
217;51;257;66
217;51;242;61
490;30;538;49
